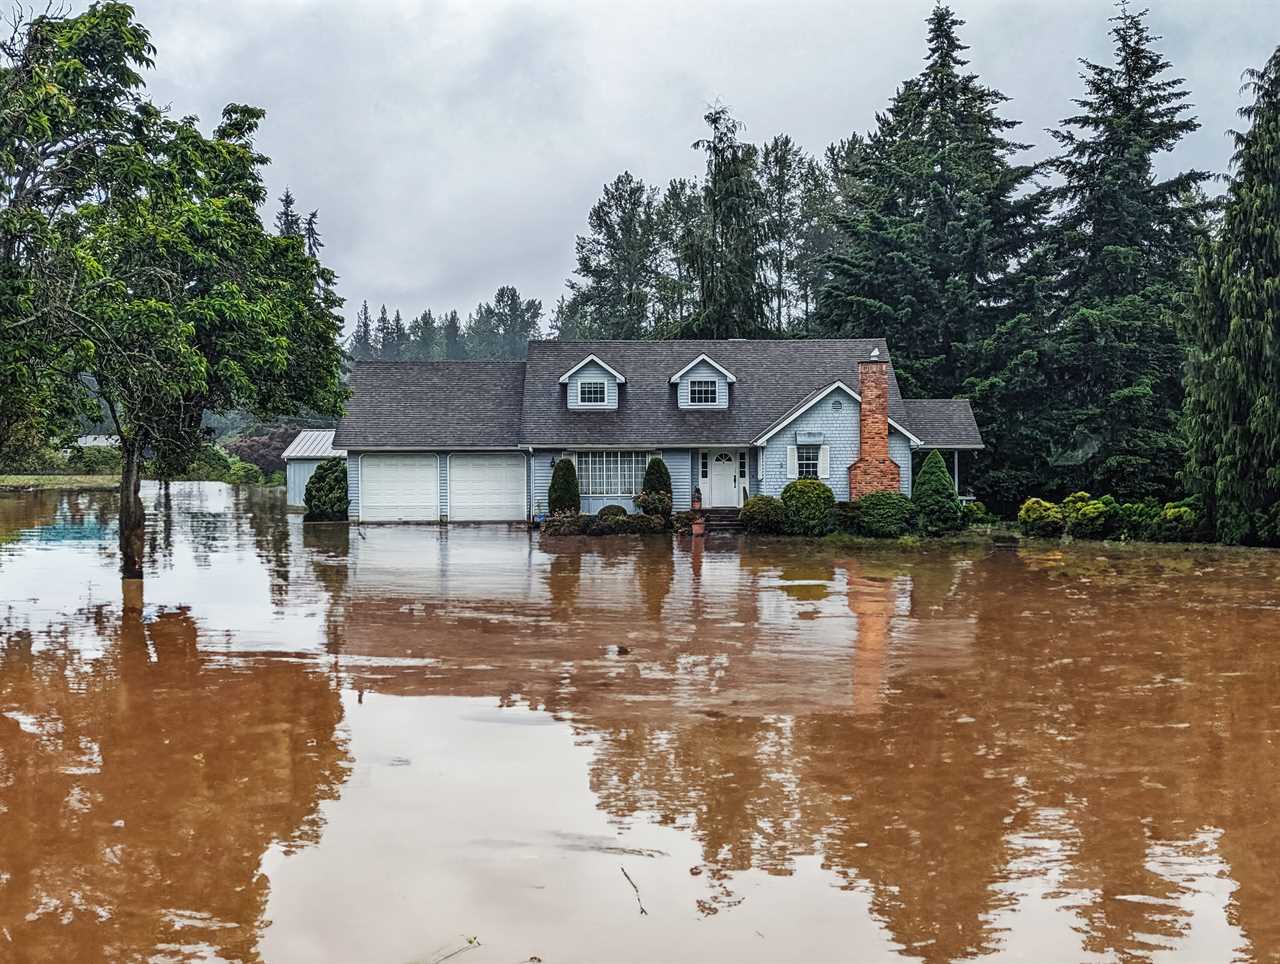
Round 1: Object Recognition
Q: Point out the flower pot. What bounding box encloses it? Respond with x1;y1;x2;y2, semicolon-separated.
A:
691;516;706;538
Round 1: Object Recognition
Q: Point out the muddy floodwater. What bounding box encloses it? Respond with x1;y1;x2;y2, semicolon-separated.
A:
2;484;1279;963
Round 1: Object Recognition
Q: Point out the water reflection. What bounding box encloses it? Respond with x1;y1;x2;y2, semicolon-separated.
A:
0;485;1277;962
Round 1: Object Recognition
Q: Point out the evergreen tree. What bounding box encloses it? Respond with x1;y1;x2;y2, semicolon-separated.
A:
442;309;466;359
274;187;302;237
1036;3;1210;499
568;172;660;339
815;5;1044;399
549;294;589;341
303;210;323;259
683;106;768;339
652;177;702;336
792;157;841;331
406;309;438;360
349;300;375;360
1181;46;1280;543
493;285;542;358
758;134;806;333
378;308;407;360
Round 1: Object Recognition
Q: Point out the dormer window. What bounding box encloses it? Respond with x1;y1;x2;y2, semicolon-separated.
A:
688;380;718;405
578;380;607;406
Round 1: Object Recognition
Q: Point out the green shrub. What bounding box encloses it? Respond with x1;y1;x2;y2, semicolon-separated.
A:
832;500;857;532
68;446;122;475
633;489;672;518
1067;496;1121;539
1060;491;1093;528
912;450;963;535
641;456;672;496
1018;497;1065;538
1117;499;1161;541
266;469;286;487
598;504;628;519
781;479;835;536
541;511;589;535
1151;496;1205;543
672;511;695;534
227;456;264;484
622;513;666;534
548;458;580;514
303;458;349;522
963;500;996;527
850;491;916;538
739;495;785;534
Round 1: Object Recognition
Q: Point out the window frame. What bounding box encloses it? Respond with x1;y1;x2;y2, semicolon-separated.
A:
796;444;821;479
575;451;657;497
577;380;608;406
687;379;718;406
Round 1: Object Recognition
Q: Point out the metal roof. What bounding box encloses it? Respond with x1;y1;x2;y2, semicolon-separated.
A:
281;429;345;461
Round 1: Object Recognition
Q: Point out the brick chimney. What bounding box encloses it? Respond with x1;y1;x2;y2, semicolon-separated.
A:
848;354;901;498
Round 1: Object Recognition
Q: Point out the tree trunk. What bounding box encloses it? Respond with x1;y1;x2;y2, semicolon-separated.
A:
119;438;145;580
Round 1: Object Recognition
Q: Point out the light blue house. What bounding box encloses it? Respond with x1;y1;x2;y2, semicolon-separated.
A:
333;339;983;522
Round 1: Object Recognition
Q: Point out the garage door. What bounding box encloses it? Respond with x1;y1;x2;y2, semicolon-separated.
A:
449;453;526;522
360;454;439;522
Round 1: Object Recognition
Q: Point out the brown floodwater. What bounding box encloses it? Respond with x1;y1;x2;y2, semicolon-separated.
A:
1;483;1278;963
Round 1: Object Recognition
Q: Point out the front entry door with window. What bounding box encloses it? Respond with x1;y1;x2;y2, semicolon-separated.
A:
708;450;741;508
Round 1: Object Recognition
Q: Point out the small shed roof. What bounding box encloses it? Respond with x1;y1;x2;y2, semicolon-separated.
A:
281;429;344;461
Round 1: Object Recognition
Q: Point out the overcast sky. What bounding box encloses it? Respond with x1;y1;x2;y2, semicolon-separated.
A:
124;0;1275;334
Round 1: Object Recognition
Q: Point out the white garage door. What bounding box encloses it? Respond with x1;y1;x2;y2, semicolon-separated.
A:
360;454;439;522
449;453;526;522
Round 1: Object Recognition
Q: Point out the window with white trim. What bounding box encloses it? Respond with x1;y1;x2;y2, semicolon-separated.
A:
576;451;656;496
797;444;821;479
578;380;607;405
688;379;717;405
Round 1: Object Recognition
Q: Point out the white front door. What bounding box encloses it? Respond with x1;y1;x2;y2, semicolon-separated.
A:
709;450;740;508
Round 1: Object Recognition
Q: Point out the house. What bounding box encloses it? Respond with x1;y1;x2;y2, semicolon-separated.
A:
282;429;346;507
332;339;983;523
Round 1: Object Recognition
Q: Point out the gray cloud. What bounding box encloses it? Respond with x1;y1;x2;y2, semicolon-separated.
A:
126;0;1276;332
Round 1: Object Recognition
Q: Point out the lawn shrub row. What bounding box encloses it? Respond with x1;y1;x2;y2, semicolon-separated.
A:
1018;491;1209;543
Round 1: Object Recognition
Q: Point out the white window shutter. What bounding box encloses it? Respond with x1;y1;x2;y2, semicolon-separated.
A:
786;446;798;479
756;448;764;481
818;445;831;479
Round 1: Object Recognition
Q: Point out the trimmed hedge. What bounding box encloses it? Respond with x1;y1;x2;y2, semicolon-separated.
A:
912;450;963;535
848;491;916;538
549;458;580;514
1019;493;1208;543
642;457;672;495
739;495;785;534
597;504;627;519
542;511;666;536
633;489;672;518
303;458;349;522
781;479;835;536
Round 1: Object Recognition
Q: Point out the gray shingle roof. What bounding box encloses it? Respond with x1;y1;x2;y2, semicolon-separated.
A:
901;399;984;449
333;361;526;449
520;339;908;446
281;429;344;460
332;342;985;451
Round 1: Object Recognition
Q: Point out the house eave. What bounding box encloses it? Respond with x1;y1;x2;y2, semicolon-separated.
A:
557;353;626;384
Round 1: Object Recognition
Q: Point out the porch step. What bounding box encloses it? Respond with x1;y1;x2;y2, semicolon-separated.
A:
702;507;744;530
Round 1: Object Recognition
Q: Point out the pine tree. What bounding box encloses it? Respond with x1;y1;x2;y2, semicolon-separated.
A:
1037;3;1210;500
815;5;1043;399
275;187;302;237
758;134;806;333
373;305;407;360
406;309;438;360
349;300;375;360
1182;45;1280;543
568;172;660;339
303;210;323;259
683;106;768;339
493;285;542;358
442;310;465;360
652;177;702;336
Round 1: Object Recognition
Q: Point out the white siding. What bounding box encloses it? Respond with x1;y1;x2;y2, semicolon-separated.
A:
286;459;322;507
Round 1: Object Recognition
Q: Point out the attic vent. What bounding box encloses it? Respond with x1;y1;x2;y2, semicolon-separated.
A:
831;399;843;412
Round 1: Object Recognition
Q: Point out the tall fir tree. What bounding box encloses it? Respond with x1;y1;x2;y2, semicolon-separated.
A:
274;187;302;237
682;106;768;339
758;134;806;333
652;177;702;336
442;309;466;359
568;172;660;339
1034;3;1210;499
1181;46;1280;543
815;5;1043;401
406;309;438;360
349;300;375;360
303;210;323;259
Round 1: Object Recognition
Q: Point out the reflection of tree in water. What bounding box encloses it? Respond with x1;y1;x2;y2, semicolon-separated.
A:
242;486;292;609
304;523;351;655
0;590;350;961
